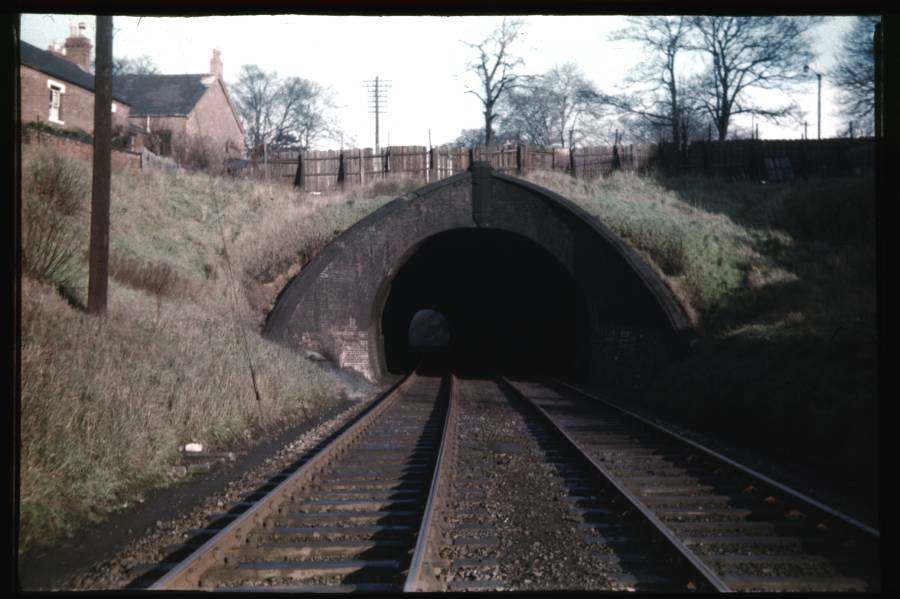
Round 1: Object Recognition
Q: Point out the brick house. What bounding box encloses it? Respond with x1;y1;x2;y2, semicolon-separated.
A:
115;50;245;160
19;28;131;135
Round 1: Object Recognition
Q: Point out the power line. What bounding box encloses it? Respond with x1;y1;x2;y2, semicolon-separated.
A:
363;76;391;152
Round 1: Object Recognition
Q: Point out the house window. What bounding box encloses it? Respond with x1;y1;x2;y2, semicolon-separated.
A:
47;79;66;124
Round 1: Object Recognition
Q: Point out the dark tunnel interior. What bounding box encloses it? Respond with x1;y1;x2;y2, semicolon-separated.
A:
381;228;588;378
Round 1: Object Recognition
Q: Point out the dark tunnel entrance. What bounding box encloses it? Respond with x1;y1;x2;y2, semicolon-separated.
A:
381;228;588;378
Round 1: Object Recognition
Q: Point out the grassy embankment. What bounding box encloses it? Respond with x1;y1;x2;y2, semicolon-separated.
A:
21;146;877;552
527;170;878;511
19;145;417;553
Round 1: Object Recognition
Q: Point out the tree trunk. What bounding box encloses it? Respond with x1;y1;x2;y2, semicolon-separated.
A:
717;111;730;141
484;107;494;146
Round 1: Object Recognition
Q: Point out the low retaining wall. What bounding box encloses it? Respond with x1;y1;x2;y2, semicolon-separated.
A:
23;127;142;171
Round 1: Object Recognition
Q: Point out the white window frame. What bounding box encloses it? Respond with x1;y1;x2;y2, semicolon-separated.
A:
47;79;66;125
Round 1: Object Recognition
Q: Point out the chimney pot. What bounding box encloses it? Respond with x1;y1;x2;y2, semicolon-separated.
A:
64;22;93;72
210;49;223;78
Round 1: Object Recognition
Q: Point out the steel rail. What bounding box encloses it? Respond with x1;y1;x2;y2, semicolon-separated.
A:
499;377;732;593
148;371;418;590
556;381;880;539
404;374;459;592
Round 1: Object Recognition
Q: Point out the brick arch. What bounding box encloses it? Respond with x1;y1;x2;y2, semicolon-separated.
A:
264;163;692;385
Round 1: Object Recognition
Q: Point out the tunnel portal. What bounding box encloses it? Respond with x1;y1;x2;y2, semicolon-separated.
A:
264;163;692;388
383;228;582;377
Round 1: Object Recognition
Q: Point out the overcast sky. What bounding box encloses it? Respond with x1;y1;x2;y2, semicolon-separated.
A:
20;14;860;149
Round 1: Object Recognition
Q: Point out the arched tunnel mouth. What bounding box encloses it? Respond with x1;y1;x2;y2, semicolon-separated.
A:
380;228;588;379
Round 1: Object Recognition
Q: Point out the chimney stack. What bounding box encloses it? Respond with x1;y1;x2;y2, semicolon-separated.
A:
210;49;223;79
64;21;92;73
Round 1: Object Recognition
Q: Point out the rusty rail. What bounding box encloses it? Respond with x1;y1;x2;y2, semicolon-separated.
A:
497;377;728;592
148;371;419;590
404;375;460;591
504;378;880;593
556;381;880;538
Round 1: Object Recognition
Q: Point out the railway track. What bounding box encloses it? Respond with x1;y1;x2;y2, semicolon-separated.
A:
504;378;881;593
137;369;879;592
144;370;450;592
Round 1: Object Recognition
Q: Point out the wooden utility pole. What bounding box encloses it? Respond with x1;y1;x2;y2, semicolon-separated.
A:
88;16;113;315
364;76;391;153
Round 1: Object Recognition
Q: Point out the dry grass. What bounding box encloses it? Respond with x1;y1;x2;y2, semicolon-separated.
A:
525;170;767;320
20;146;414;554
20;144;877;550
20;276;338;549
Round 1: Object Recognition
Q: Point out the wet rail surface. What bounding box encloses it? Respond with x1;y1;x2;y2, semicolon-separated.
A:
505;379;881;593
136;371;879;592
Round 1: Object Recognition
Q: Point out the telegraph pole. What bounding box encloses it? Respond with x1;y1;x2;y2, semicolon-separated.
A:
364;76;391;153
88;16;113;315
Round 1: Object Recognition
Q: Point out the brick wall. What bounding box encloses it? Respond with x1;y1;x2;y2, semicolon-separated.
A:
23;127;142;171
187;79;244;158
20;65;130;134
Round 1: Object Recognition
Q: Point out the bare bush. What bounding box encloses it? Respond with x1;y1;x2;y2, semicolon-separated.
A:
109;254;186;299
174;133;227;175
21;149;89;287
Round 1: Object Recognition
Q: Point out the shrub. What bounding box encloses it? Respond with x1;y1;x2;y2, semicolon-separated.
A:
174;133;227;175
109;254;186;299
25;120;93;145
21;149;89;287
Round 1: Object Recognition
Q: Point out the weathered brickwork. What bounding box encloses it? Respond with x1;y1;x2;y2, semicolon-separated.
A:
23;127;142;170
266;164;692;386
186;79;245;157
20;65;130;134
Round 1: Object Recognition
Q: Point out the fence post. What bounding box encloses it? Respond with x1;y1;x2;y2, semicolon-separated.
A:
468;147;475;170
383;148;391;178
429;146;435;182
516;144;523;176
337;151;345;189
293;151;304;189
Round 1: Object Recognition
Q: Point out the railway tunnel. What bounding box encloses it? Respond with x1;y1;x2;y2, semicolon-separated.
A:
264;162;692;388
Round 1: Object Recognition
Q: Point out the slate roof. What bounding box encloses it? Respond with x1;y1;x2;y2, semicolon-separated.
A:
115;74;211;117
20;41;130;103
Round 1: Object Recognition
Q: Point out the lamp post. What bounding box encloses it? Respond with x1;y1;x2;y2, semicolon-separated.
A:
804;65;822;140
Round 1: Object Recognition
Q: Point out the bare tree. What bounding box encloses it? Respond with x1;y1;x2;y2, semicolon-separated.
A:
232;65;281;153
463;18;525;145
450;127;518;148
610;16;694;150
498;63;608;147
830;15;881;136
690;16;822;141
232;65;339;154
290;80;342;151
112;55;158;76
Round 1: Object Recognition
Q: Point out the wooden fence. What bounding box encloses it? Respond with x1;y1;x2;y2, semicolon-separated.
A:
242;138;873;191
279;143;658;192
660;138;875;181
